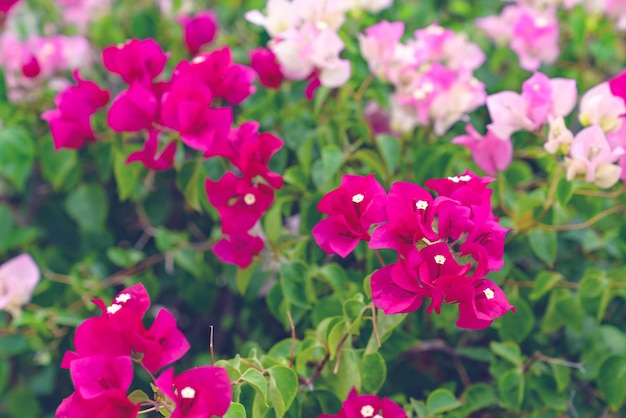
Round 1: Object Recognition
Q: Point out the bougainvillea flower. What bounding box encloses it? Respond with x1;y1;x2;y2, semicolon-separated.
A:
609;68;626;104
157;366;232;418
579;82;626;132
177;10;219;55
358;20;405;79
0;253;40;317
459;206;509;272
418;242;471;289
141;309;191;372
313;174;387;257
487;72;577;139
430;77;487;135
21;54;41;78
249;47;284;89
369;181;450;254
205;173;275;234
70;355;133;400
0;0;20;14
566;125;624;188
545;116;574;154
126;131;177;171
319;388;408;418
41;70;110;150
452;124;513;175
102;38;168;85
206;121;284;189
213;232;264;268
186;47;256;105
454;279;515;330
55;389;139;418
107;82;159;132
371;255;426;315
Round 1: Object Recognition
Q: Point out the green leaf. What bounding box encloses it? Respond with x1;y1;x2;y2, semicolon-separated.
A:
237;260;259;295
579;268;611;321
365;311;406;353
328;319;348;360
128;389;151;404
114;149;144;201
598;355;626;410
352;149;387;179
426;389;461;415
529;271;562;301
497;368;525;411
551;363;571;393
498;297;534;344
410;398;428;418
223;402;247;418
528;229;557;268
39;139;78;190
283;166;309;191
240;368;268;406
489;341;523;366
359;352;387;394
280;261;311;308
6;386;40;418
267;366;298;418
176;160;205;211
555;176;574;205
458;383;498;415
0;127;35;190
64;184;108;232
375;135;400;176
0;335;28;356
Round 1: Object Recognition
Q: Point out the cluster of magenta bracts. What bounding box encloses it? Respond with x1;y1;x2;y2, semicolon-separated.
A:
56;284;232;418
41;35;284;268
312;171;514;330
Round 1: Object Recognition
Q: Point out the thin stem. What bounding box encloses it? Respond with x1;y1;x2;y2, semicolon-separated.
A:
210;325;215;366
370;303;381;348
573;183;626;197
538;205;626;231
286;311;296;369
373;249;386;267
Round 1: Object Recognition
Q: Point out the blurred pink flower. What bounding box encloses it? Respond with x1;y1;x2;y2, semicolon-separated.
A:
0;253;40;317
452;124;513;175
579;82;626;132
566;125;624;188
249;47;284;89
177;10;219;55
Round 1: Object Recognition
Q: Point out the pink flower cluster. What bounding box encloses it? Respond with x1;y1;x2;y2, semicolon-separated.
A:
359;21;486;135
545;71;626;188
56;283;232;418
319;388;407;418
476;3;559;71
454;71;577;175
0;32;91;102
312;172;514;330
245;0;394;97
0;253;40;318
41;14;284;268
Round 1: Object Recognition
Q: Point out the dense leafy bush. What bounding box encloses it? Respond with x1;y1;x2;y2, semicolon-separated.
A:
1;0;626;417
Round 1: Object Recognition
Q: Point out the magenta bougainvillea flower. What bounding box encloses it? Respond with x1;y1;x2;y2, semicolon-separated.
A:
212;231;264;268
107;82;159;132
55;389;139;418
311;171;514;329
319;388;407;418
126;130;177;171
102;38;168;85
452;124;513;175
177;10;219;55
0;253;40;317
157;366;232;418
41;70;110;150
312;174;387;258
249;47;284;89
61;283;190;373
0;0;20;14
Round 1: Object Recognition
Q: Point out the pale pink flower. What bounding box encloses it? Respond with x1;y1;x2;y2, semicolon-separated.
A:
310;28;351;87
579;82;626;132
56;0;112;32
351;0;394;13
566;125;624;188
487;72;577;139
452;125;513;175
606;0;626;30
0;254;40;317
545;116;574;154
245;0;300;37
430;77;486;135
358;20;405;79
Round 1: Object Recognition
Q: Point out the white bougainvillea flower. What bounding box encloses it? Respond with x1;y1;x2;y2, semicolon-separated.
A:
0;254;41;317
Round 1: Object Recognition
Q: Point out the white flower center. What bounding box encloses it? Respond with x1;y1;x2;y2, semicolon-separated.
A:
426;25;444;35
535;16;549;27
416;200;429;210
458;175;471;182
447;176;460;183
360;405;375;417
107;304;122;314
181;386;196;399
483;288;495;300
115;293;132;303
243;193;256;205
352;193;365;203
434;255;446;265
373;415;383;418
192;56;207;64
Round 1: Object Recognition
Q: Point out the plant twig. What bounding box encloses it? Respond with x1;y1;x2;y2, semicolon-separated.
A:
286;311;296;369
